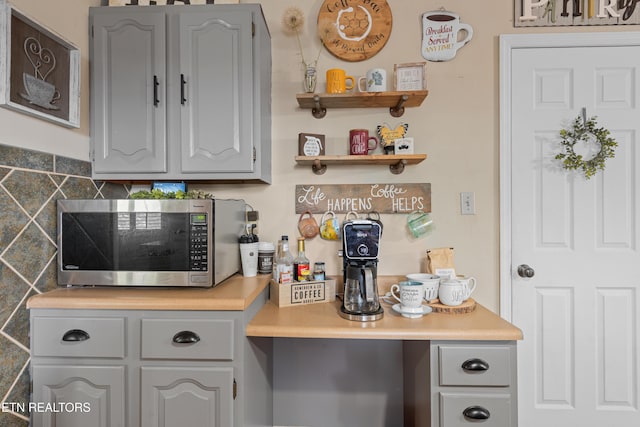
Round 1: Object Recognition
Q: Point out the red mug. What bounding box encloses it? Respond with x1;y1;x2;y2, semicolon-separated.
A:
349;129;378;155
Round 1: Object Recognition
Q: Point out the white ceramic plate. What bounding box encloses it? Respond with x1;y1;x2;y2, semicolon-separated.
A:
392;303;433;319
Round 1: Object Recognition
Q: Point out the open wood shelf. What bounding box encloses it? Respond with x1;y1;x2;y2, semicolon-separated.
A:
296;90;429;118
295;154;427;175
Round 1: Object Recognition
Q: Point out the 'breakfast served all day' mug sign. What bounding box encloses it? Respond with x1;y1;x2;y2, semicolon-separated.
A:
421;9;473;62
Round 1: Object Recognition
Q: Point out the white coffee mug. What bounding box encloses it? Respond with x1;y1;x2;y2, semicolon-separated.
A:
391;280;424;313
456;275;477;300
358;68;387;92
406;273;440;301
438;279;466;306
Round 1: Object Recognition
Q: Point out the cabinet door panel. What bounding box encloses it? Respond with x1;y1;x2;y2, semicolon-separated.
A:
92;11;167;173
32;365;126;427
178;11;254;173
141;366;233;427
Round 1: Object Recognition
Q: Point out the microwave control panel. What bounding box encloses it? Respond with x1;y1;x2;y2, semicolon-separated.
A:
189;213;208;271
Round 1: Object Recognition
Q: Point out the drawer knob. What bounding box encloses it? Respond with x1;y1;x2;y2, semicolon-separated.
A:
172;330;201;344
461;358;489;372
463;406;490;420
62;329;90;342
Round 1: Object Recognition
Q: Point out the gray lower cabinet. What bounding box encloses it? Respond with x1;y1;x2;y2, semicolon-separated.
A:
29;291;272;427
32;365;126;427
140;366;233;427
404;340;518;427
89;4;271;183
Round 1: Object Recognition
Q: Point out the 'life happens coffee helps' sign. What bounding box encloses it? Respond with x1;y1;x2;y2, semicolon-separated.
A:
295;183;431;214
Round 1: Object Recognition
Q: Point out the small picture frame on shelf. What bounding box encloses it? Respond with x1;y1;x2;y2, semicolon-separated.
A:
394;137;414;154
393;62;426;91
298;133;325;156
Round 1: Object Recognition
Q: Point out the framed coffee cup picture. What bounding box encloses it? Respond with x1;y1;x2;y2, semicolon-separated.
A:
0;1;80;128
393;62;427;91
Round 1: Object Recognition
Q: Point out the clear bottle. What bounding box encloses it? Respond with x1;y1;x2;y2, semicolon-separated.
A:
293;237;311;282
275;236;294;284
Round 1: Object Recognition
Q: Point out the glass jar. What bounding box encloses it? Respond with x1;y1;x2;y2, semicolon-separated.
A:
313;262;326;281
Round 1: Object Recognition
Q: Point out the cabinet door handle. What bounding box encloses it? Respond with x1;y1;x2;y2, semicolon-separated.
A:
153;75;160;107
462;358;489;372
463;406;490;420
180;74;187;105
172;330;200;344
62;329;90;342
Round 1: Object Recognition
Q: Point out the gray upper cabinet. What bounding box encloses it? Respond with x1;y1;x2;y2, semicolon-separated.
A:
91;10;167;174
90;5;271;183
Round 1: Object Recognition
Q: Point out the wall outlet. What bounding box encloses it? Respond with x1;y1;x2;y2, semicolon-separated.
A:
460;192;475;215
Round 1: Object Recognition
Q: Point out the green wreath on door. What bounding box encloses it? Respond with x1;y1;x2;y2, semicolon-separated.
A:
555;115;617;180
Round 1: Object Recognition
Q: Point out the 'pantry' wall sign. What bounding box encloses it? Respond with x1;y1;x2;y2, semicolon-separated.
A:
295;183;431;214
515;0;640;26
108;1;238;5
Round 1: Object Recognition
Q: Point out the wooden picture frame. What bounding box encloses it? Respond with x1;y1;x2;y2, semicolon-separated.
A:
393;62;427;91
0;0;80;128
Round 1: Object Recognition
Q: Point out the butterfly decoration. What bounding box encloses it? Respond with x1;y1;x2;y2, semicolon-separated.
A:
376;123;409;154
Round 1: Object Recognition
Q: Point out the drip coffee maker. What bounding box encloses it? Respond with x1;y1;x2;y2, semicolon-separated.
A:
340;219;384;321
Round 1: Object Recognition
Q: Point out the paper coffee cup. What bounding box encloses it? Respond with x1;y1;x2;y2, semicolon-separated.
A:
240;242;259;277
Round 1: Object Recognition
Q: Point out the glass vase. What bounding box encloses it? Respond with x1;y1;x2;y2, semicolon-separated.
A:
303;65;317;93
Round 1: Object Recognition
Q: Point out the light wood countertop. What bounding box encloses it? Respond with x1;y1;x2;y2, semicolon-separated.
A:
27;274;522;341
246;300;522;341
26;274;271;311
247;275;522;341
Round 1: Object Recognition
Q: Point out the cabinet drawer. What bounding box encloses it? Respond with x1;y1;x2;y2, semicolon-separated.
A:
141;318;234;361
440;391;513;427
439;345;512;386
31;316;126;358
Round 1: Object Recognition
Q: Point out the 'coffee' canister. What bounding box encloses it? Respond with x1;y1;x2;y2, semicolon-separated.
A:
258;242;275;274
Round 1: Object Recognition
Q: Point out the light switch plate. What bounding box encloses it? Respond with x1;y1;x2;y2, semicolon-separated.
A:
460;192;475;215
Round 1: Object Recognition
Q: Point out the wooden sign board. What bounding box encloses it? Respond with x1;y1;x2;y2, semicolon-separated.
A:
317;0;393;62
295;183;431;214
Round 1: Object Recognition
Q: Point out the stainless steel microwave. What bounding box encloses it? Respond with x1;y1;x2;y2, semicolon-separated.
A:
57;199;245;287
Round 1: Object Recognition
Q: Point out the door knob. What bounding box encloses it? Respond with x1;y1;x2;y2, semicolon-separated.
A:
517;264;535;278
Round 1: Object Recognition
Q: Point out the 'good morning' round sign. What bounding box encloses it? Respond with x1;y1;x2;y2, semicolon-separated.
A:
318;0;393;62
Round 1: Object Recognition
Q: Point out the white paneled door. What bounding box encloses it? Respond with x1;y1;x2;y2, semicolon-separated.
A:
501;34;640;427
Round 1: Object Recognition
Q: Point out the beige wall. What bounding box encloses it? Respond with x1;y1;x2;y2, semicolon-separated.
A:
1;0;636;313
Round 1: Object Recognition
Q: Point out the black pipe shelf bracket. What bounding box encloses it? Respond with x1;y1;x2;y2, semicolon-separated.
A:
390;94;409;117
312;95;327;119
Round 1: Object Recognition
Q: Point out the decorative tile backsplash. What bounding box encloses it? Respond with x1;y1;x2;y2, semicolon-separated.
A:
0;143;128;425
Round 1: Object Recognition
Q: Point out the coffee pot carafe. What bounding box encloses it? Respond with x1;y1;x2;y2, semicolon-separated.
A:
340;219;384;321
343;263;381;314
